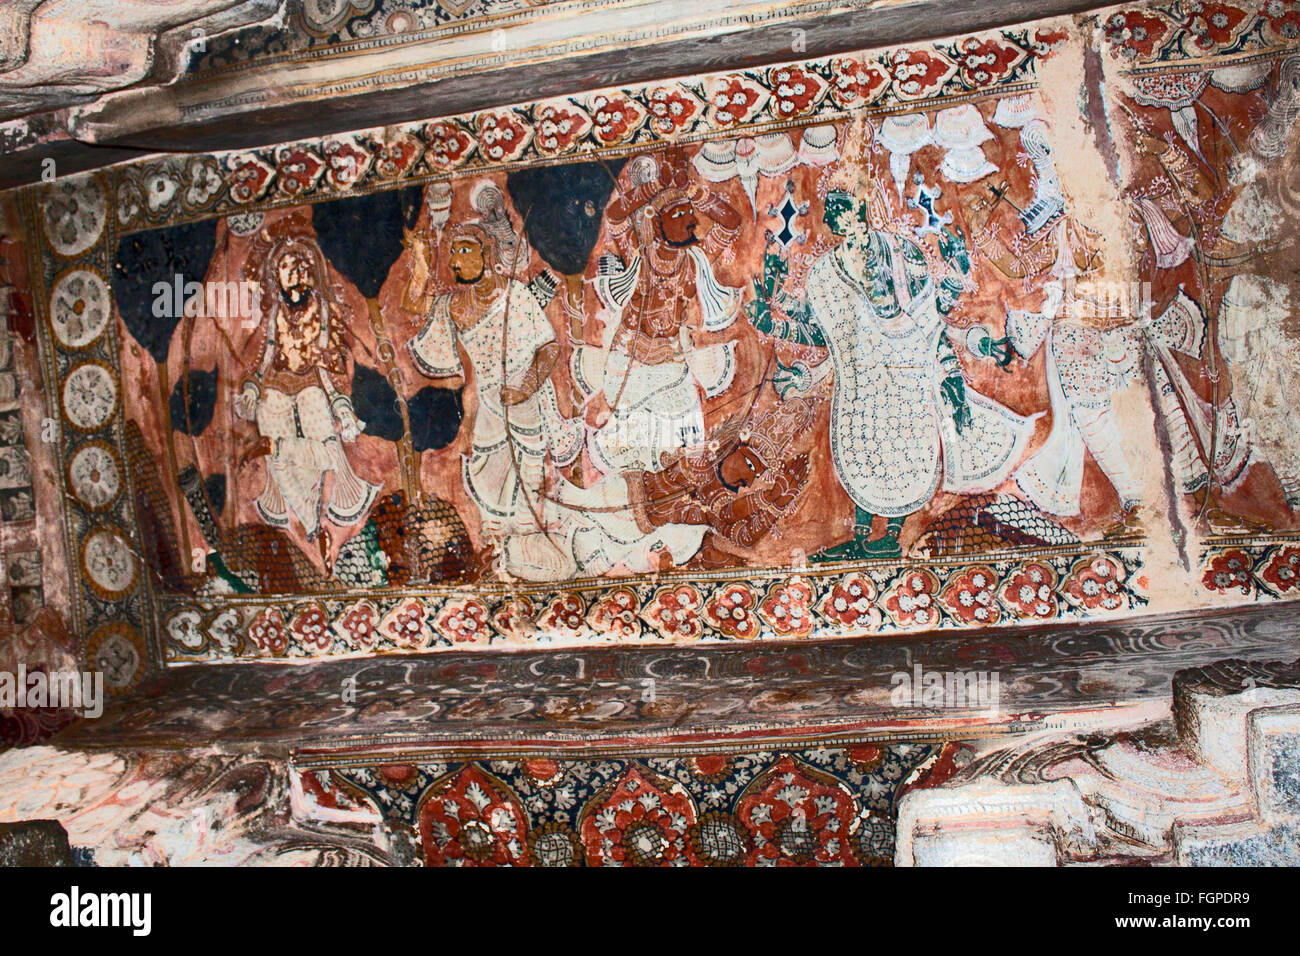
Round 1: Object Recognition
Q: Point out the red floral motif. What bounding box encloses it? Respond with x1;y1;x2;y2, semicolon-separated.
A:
590;94;646;144
477;111;531;162
247;607;287;656
587;587;642;640
883;570;941;627
370;130;424;180
435;598;491;644
379;598;430;649
999;562;1059;620
952;36;1025;87
817;572;882;631
535;103;591;156
490;596;535;640
645;85;701;135
1104;10;1171;59
423;121;475;169
1029;27;1071;55
736;755;859;866
708;76;767;127
828;57;888;109
640;584;703;640
539;593;587;639
1201;548;1256;594
418;766;528;867
321;136;372;189
332;600;379;648
1183;2;1250;48
274;147;324;197
888;48;956;98
1260;546;1300;594
705;582;760;638
941;566;1002;625
226;154;274;204
579;766;699;866
767;65;825;118
1064;555;1128;610
1261;0;1300;41
290;603;331;652
758;579;815;638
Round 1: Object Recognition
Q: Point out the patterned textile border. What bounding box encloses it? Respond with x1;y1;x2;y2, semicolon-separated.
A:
17;186;154;690
1102;0;1300;72
111;25;1067;233
18;0;1300;678
1201;536;1300;598
160;546;1147;661
292;744;946;865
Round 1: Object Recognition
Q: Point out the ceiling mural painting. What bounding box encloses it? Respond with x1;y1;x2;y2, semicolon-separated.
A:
16;0;1300;678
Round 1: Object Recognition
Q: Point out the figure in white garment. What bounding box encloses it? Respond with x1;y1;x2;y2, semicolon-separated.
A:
234;216;379;571
576;147;743;475
408;196;583;580
756;188;1034;559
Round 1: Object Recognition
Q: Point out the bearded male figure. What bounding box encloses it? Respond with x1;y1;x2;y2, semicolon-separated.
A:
576;147;743;475
757;188;1034;559
407;184;582;580
234;216;379;570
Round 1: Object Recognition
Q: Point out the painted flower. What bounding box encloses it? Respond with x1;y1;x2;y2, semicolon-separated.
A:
183;158;224;207
371;130;424;179
758;579;816;638
1262;0;1300;40
587;587;643;640
423;121;475;169
952;36;1025;87
247;608;288;656
1260;546;1300;594
1000;562;1058;619
1065;555;1128;610
225;154;274;204
828;57;888;109
436;598;491;644
1199;548;1254;595
884;570;940;627
1183;2;1250;48
418;766;528;867
1104;10;1170;59
143;166;181;213
736;756;858;866
540;593;587;639
332;600;379;648
941;566;1001;625
889;48;955;98
535;103;591;155
818;573;882;631
579;767;699;867
706;583;760;638
590;94;646;144
274;146;325;197
640;584;703;640
322;136;373;189
646;85;701;135
379;598;430;649
491;597;536;641
290;603;332;652
477;111;531;162
709;76;765;127
767;66;824;117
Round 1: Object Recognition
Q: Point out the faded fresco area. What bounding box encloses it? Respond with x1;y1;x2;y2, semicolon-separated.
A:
19;1;1300;665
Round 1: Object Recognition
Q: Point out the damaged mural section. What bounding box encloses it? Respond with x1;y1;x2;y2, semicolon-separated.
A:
17;1;1300;669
